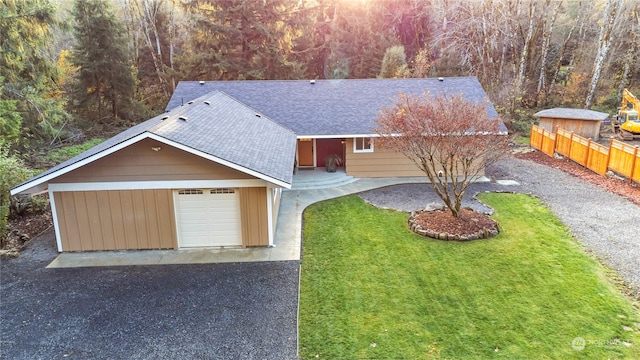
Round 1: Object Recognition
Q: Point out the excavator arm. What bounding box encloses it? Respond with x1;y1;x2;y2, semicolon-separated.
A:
615;89;640;139
621;89;639;112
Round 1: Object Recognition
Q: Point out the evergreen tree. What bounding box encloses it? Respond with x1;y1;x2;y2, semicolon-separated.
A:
178;0;305;80
71;0;134;121
379;45;407;78
0;0;68;148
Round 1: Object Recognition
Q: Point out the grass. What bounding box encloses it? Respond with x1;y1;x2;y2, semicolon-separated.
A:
44;138;105;166
513;135;531;146
299;193;639;359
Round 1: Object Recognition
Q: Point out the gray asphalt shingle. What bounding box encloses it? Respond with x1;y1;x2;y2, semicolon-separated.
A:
166;77;502;136
13;92;296;194
534;108;610;121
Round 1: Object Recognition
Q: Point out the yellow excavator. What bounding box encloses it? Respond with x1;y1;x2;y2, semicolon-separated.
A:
612;88;640;140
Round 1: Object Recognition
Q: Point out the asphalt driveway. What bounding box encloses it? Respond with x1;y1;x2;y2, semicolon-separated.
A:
0;229;299;360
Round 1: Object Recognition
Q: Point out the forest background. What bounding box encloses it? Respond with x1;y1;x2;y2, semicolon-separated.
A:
1;0;639;241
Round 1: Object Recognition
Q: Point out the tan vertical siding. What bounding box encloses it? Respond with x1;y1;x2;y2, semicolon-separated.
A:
53;189;177;251
239;187;269;247
53;138;254;183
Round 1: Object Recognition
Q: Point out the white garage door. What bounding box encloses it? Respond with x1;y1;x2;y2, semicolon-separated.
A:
174;188;242;247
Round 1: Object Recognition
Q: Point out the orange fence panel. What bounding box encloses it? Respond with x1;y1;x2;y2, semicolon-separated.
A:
541;131;556;157
530;125;544;151
586;141;609;175
609;140;639;181
529;124;555;156
568;136;589;167
555;128;573;157
530;126;638;183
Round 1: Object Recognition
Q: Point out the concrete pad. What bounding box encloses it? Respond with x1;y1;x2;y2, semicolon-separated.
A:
496;179;521;186
48;247;275;268
269;245;301;261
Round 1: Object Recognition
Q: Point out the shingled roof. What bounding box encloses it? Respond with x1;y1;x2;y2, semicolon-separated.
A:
534;108;610;121
166;77;504;136
12;91;297;195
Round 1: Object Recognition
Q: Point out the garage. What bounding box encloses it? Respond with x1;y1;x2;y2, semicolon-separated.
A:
10;91;296;253
174;188;242;248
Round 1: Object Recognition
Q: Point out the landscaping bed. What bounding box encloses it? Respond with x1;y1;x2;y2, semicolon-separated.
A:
515;150;639;206
408;208;499;240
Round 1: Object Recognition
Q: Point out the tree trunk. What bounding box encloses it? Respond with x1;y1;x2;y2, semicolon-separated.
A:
514;0;536;100
547;12;577;102
617;2;639;103
535;0;560;106
585;0;623;109
168;1;176;91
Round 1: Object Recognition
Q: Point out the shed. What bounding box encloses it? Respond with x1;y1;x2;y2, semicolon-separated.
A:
534;108;609;141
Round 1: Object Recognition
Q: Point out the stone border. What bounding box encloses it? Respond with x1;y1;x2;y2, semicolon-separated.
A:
408;210;500;241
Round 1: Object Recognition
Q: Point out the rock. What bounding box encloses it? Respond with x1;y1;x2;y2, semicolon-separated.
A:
424;202;445;212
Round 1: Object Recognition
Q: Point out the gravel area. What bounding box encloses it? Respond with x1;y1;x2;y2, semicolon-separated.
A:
1;230;299;360
359;182;515;214
360;156;640;298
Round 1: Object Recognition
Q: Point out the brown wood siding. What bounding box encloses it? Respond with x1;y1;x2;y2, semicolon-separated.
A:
239;187;269;247
345;138;426;177
53;138;255;183
539;117;600;140
53;189;177;251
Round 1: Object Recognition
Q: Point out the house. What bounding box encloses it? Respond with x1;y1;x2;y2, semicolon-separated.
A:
167;77;504;177
534;108;609;141
12;77;503;253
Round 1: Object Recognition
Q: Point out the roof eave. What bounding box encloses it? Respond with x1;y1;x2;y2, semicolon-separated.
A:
11;132;292;196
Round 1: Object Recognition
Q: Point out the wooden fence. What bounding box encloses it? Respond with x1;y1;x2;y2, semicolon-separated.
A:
530;124;640;183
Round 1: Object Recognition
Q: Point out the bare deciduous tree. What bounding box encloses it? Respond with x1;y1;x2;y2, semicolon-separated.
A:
585;0;624;108
376;93;508;218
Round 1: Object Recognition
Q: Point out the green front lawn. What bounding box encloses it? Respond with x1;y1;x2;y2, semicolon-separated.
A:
299;193;639;359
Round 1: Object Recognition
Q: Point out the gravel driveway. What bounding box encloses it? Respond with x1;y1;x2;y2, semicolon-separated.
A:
1;230;298;360
360;156;640;298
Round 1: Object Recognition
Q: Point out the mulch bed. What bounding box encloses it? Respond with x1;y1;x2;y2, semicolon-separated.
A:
515;150;640;206
410;208;499;241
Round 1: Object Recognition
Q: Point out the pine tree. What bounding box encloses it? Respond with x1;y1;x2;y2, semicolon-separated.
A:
71;0;134;121
0;0;68;147
178;0;305;80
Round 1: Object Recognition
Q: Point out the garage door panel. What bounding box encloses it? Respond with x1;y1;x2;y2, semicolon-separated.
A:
175;189;242;248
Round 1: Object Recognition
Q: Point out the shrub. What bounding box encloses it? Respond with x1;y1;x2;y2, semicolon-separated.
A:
0;147;36;244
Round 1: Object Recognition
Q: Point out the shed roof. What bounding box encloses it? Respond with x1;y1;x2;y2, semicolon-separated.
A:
12;91;297;195
167;77;505;136
533;108;609;121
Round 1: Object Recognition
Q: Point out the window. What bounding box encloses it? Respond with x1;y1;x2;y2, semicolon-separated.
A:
178;189;203;195
210;188;235;194
353;137;374;153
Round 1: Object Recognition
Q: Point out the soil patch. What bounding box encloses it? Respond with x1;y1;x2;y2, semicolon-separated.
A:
2;212;53;257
